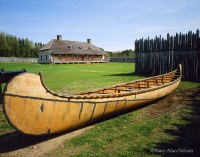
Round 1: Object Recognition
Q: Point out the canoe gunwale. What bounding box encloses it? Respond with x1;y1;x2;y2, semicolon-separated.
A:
39;65;182;99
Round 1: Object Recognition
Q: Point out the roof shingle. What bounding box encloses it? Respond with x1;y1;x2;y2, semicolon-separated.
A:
39;39;104;55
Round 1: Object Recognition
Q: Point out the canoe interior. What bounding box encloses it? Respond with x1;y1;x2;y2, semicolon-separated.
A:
40;65;181;99
1;68;181;100
79;70;179;95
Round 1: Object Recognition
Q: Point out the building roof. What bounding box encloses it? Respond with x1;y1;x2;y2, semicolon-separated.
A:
39;37;105;55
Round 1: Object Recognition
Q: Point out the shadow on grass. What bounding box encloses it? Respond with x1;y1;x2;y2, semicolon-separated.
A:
103;72;148;77
146;87;200;157
106;72;136;76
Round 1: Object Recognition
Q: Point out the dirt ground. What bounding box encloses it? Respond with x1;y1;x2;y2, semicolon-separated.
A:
0;125;93;157
0;87;199;157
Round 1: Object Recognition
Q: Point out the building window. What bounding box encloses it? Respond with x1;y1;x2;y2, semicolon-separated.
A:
46;55;48;60
41;55;42;60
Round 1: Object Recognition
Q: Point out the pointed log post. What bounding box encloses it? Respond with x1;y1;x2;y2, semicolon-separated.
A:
0;83;2;105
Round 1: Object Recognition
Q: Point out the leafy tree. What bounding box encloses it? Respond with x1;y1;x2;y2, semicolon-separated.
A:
106;49;135;58
0;32;43;58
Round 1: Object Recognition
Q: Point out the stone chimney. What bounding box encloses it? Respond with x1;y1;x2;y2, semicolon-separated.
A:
57;35;62;41
87;39;92;44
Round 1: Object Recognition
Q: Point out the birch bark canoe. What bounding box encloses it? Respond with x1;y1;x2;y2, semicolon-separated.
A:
1;65;182;135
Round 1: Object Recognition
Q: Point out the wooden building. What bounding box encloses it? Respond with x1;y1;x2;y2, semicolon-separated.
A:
38;35;106;64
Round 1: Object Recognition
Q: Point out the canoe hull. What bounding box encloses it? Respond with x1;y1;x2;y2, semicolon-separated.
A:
3;70;181;135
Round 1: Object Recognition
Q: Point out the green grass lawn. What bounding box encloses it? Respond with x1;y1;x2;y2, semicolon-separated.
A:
0;62;141;93
1;62;196;93
0;62;200;156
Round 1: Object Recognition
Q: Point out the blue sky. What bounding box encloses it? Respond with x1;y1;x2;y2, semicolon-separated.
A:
0;0;200;51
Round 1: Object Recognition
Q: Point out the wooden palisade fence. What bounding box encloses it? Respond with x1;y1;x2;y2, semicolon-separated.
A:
0;57;38;63
135;29;200;82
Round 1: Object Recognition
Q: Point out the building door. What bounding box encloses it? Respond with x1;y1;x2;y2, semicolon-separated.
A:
80;55;84;61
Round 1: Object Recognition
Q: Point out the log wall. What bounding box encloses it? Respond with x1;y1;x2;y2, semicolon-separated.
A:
135;29;200;82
